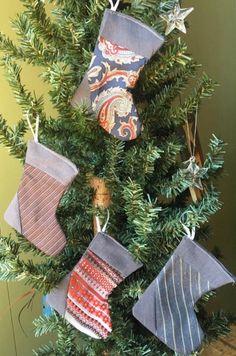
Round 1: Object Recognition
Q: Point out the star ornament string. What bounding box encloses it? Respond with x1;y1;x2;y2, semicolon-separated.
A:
182;107;208;190
160;3;194;35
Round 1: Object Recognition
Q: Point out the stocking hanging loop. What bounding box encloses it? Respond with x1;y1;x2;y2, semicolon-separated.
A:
102;209;110;232
95;209;110;233
109;0;120;11
25;111;40;142
180;211;196;240
181;223;195;240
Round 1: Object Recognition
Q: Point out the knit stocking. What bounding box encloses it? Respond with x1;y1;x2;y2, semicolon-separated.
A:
47;232;142;338
4;140;78;256
132;237;235;355
71;9;164;141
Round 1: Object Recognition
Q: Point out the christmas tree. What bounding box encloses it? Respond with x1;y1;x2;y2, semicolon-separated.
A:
0;0;235;355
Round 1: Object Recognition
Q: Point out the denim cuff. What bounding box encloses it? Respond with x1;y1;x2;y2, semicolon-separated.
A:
26;140;79;185
175;237;235;289
100;9;165;59
89;232;143;278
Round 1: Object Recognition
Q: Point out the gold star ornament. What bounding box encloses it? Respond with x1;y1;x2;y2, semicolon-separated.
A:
160;3;194;35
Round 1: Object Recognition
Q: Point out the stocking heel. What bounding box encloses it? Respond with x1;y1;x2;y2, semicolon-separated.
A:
4;194;22;233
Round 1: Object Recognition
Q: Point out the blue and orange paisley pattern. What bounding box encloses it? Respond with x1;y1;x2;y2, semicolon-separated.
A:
87;36;147;141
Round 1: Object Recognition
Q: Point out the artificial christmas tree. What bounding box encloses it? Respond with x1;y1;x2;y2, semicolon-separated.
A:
0;0;235;355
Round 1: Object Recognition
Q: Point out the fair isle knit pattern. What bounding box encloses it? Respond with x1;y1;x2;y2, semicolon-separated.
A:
66;250;124;338
18;163;67;256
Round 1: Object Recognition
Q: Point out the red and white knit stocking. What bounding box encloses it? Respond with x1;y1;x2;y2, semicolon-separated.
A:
65;232;142;338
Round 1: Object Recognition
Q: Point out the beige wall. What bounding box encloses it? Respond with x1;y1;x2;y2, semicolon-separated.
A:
0;1;235;355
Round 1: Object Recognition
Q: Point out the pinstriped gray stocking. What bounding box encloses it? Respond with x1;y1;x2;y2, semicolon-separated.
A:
4;140;79;256
132;237;235;355
18;164;68;256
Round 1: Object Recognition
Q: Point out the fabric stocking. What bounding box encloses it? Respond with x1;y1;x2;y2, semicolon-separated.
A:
132;237;235;355
71;9;164;141
5;140;78;256
47;232;142;338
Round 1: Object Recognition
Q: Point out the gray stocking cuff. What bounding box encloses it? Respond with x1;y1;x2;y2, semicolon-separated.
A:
26;140;79;185
175;237;235;289
89;232;143;278
100;9;165;59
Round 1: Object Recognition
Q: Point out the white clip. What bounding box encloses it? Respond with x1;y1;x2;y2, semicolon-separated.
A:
109;0;120;11
102;209;110;233
182;223;195;240
95;209;110;234
25;112;39;142
95;216;102;233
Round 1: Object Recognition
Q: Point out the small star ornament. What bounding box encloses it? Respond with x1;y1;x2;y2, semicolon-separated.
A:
182;156;208;190
160;3;194;35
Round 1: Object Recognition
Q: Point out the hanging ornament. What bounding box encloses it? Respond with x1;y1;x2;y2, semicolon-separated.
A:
132;230;235;355
181;105;208;191
160;3;194;35
181;156;208;190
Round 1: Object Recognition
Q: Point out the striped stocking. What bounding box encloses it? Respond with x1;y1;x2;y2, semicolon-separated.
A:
47;232;142;338
4;140;78;256
132;237;235;355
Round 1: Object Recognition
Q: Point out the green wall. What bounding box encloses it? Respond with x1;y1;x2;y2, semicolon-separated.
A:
185;0;236;312
0;2;53;355
0;1;235;355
